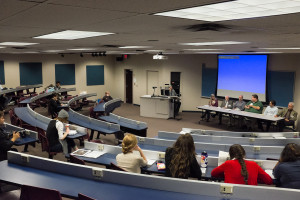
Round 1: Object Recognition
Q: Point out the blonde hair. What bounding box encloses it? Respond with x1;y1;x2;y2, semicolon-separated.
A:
122;134;137;154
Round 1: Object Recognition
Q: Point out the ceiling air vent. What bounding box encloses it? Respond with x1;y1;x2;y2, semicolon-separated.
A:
185;23;231;32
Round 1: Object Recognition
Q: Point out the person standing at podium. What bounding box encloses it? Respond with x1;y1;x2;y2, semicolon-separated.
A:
169;86;177;96
169;86;181;117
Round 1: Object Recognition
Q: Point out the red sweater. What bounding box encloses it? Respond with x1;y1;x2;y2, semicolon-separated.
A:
211;160;273;185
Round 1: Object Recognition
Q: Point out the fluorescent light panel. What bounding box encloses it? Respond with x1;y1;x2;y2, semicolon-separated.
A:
0;42;38;46
34;30;114;40
43;50;64;53
119;46;152;49
260;47;300;50
67;48;96;51
179;41;249;46
184;49;223;51
155;0;300;22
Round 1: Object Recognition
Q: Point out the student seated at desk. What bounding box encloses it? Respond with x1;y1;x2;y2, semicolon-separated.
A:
211;144;273;185
0;111;20;161
165;133;202;180
101;91;113;103
273;143;300;189
116;134;147;173
46;110;78;155
48;93;61;118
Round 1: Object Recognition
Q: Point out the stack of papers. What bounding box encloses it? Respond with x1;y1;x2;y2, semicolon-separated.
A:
71;149;105;158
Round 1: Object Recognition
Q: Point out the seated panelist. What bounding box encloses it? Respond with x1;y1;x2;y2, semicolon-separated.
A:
275;102;298;132
201;94;218;122
218;96;233;125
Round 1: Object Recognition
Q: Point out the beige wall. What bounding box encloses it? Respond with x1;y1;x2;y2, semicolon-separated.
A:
0;54;116;100
1;53;299;130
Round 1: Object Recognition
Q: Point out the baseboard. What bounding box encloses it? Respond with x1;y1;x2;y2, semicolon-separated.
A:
133;104;140;107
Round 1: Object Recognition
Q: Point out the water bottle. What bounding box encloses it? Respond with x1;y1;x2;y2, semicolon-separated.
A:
201;151;208;168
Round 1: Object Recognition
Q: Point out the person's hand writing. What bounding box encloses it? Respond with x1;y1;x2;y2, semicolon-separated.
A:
11;131;20;142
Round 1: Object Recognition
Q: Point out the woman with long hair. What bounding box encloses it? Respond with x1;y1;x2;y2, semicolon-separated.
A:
273;143;300;189
211;144;273;185
201;94;218;122
165;133;202;179
116;134;147;173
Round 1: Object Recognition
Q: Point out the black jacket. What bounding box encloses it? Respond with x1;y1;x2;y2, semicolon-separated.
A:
48;99;60;115
0;127;14;161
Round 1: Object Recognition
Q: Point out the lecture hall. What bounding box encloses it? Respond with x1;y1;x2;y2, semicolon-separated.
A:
1;0;300;200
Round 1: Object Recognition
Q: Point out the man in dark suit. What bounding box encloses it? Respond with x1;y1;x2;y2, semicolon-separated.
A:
218;96;233;125
276;102;298;131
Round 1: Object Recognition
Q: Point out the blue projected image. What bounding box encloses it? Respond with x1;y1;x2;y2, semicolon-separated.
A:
217;55;267;93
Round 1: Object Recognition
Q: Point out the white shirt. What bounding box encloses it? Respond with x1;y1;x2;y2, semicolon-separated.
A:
55;120;64;140
263;106;278;116
116;152;147;173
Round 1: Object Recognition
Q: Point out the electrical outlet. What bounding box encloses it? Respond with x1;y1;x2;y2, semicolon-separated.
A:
220;184;233;194
253;146;261;151
92;168;103;179
254;160;263;167
139;137;145;142
158;152;165;159
21;155;29;163
98;144;104;151
249;138;255;143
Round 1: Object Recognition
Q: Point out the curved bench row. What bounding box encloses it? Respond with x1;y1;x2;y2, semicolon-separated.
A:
3;151;300;200
14;104;87;139
157;131;300;146
182;128;299;138
135;136;283;160
20;88;76;104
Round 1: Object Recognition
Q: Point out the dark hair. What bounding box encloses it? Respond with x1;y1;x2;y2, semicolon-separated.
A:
252;94;258;100
169;133;196;178
52;93;58;98
56;81;60;84
280;143;300;162
0;111;4;117
270;100;276;106
229;144;248;184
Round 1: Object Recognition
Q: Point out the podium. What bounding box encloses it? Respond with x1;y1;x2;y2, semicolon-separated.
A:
140;95;176;119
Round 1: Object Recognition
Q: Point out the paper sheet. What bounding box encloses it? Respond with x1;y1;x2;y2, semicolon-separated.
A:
218;151;230;166
265;169;274;179
68;130;77;135
147;159;156;166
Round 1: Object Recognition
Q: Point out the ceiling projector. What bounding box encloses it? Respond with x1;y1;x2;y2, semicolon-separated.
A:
153;53;168;60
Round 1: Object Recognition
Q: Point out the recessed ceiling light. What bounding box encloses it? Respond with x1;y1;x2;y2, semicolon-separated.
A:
34;30;114;40
260;47;300;50
43;50;64;53
119;46;152;49
183;49;224;51
155;0;300;22
179;41;249;46
120;52;141;54
67;48;96;51
0;42;38;46
145;50;164;52
195;52;223;54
